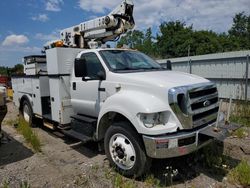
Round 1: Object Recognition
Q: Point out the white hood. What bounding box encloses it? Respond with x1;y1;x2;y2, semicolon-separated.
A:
111;70;209;89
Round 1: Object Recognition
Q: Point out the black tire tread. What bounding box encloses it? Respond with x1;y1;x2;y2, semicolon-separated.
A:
22;100;34;127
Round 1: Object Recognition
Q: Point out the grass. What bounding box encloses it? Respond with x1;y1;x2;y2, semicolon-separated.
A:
144;174;161;187
2;118;19;126
104;167;137;188
74;174;89;187
19;181;30;188
228;160;250;186
16;118;41;152
1;180;30;188
113;173;136;188
2;180;9;188
231;127;248;138
200;142;226;169
230;101;250;127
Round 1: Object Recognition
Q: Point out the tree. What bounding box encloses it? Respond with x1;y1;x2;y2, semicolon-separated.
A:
141;28;157;57
117;30;144;50
229;12;250;49
218;33;240;52
11;64;24;74
156;21;193;58
0;64;23;76
0;66;8;76
117;12;250;59
192;30;222;55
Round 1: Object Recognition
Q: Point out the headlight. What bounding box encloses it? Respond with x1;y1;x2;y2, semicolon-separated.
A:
139;112;165;128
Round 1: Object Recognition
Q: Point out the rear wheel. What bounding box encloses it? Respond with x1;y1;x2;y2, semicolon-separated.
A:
22;101;33;127
104;122;151;177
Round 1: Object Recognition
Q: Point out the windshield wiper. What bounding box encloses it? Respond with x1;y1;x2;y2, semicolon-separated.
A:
114;67;162;72
140;67;162;70
115;67;142;71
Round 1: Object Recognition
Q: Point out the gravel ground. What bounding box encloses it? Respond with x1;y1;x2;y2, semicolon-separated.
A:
0;102;249;188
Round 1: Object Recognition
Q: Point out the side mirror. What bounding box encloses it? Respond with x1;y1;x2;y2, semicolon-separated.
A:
166;60;172;70
75;58;86;77
97;71;106;80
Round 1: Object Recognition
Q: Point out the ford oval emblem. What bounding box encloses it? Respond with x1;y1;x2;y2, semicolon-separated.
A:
203;100;211;107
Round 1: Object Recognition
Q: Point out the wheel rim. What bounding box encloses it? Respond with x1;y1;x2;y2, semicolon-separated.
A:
23;104;30;123
109;133;136;170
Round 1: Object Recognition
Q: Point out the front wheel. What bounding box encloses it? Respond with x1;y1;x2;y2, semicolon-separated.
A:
104;122;151;177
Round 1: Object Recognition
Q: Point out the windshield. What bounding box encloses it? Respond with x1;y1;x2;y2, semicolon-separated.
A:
99;50;162;72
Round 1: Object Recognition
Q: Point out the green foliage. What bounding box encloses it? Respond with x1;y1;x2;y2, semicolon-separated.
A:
117;30;144;50
12;64;24;74
2;180;10;188
230;101;250;127
1;180;30;188
3;118;19;126
117;28;159;58
157;21;193;58
74;174;89;187
0;66;8;76
104;169;136;188
229;160;250;186
232;127;248;138
202;145;223;168
0;64;23;76
199;142;229;175
141;28;158;57
17;118;41;152
19;181;30;188
117;12;250;58
229;12;250;49
144;174;161;187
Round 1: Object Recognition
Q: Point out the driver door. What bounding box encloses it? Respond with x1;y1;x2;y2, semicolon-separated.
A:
71;52;106;117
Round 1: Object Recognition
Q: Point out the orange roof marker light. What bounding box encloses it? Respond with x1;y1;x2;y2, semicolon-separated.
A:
54;40;64;47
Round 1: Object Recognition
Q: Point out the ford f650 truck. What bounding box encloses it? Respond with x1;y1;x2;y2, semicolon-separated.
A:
12;0;227;177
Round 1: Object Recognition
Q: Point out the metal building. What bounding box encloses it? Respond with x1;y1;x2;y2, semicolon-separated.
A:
157;50;250;100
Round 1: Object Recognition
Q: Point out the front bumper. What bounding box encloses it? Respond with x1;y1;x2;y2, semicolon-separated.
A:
143;123;224;159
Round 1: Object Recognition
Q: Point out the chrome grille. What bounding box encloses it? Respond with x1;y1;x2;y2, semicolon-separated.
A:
168;82;219;129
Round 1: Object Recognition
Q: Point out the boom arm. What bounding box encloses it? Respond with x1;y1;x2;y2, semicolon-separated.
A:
59;0;134;49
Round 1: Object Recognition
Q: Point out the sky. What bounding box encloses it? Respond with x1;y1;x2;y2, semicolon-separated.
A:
0;0;249;67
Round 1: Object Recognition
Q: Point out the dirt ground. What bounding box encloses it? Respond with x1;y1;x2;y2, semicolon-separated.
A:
0;102;249;188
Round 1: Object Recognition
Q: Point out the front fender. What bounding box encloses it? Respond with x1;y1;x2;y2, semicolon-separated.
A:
97;90;179;137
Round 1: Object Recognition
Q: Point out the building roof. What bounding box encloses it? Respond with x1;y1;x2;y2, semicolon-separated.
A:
157;50;250;63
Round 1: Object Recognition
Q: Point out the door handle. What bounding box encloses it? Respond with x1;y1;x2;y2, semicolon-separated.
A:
98;88;105;92
73;82;76;90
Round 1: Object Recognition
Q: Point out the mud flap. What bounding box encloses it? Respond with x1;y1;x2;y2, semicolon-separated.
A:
199;123;240;141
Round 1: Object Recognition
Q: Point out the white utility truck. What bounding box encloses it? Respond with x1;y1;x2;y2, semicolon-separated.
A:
12;0;227;177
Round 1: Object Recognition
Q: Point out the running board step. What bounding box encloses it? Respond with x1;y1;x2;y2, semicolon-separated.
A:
71;114;97;124
62;129;93;143
43;121;55;130
58;124;71;130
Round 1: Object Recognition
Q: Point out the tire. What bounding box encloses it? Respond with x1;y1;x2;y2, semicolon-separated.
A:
22;100;33;127
104;121;151;177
